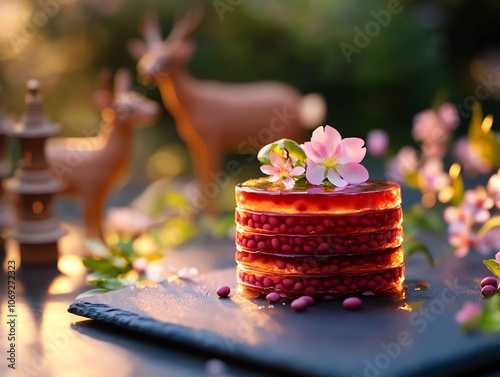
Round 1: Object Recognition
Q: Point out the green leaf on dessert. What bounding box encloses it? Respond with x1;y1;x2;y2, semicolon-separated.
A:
283;139;306;163
484;259;500;278
257;141;283;165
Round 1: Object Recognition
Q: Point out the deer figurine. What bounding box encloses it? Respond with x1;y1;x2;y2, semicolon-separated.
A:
45;69;161;240
128;10;326;211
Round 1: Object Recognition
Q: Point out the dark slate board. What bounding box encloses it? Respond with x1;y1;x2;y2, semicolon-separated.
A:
68;253;500;377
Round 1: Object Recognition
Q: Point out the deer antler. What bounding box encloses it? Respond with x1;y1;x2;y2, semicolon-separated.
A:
142;12;163;46
167;5;204;41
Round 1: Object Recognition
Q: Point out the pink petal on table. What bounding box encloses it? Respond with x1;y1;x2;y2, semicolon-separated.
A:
306;160;326;185
177;267;199;280
327;169;347;187
455;301;481;325
337;162;369;185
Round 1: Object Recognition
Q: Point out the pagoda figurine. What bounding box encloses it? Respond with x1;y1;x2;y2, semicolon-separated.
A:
5;80;67;266
0;87;14;264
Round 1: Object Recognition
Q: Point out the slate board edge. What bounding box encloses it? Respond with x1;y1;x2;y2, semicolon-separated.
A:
67;300;330;377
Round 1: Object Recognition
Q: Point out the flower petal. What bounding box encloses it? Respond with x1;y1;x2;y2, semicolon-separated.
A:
339;138;366;163
269;152;284;168
282;177;295;189
496;251;500;264
303;141;325;163
323;126;342;156
336;162;369;185
268;175;280;182
260;165;277;175
327;169;347;187
306;160;326;185
290;166;305;176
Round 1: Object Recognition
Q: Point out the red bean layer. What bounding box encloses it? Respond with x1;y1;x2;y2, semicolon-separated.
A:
236;180;401;214
236;207;402;235
236;226;402;255
237;264;405;298
235;247;404;274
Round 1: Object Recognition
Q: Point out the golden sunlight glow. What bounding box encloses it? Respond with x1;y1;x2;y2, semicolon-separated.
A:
133;233;157;256
438;186;454;203
449;163;461;178
48;275;74;295
481;115;494;133
421;192;436;208
58;254;86;276
146;144;187;181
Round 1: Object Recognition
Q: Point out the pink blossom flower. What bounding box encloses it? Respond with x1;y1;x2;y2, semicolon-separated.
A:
366;129;389;157
303;126;368;187
476;228;500;255
419;159;450;193
462;186;493;223
449;230;478;258
444;206;471;234
412;103;458;159
260;152;305;189
453;137;491;176
438;103;459;129
386;146;418;183
487;169;500;208
496;251;500;264
455;301;482;325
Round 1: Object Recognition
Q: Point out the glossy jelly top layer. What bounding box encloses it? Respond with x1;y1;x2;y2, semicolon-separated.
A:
236;179;401;214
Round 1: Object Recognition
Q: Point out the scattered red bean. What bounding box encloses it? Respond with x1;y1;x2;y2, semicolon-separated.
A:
291;298;309;312
216;285;231;298
362;291;374;296
300;295;315;305
481;285;497;296
343;297;362;310
266;292;281;303
480;276;499;288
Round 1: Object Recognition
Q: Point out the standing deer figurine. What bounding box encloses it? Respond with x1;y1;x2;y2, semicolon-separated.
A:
46;69;161;240
128;10;326;211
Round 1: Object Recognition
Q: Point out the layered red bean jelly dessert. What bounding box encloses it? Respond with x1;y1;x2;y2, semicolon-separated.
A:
235;179;404;298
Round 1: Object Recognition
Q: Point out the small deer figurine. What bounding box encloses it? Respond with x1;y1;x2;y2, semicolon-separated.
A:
128;10;325;211
46;69;161;240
